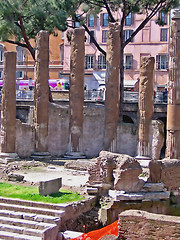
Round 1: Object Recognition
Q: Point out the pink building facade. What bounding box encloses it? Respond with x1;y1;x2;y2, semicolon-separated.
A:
61;9;169;91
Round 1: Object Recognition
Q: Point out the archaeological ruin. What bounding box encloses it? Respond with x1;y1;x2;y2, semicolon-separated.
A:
1;9;180;239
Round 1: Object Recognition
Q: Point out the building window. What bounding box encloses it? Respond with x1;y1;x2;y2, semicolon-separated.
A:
0;45;4;65
85;55;94;69
124;55;133;69
89;31;94;43
88;14;94;27
102;30;108;43
124;30;133;42
159;12;167;25
74;15;80;28
16;71;24;79
16;46;25;65
125;13;132;26
160;28;168;41
102;13;108;27
98;55;106;69
156;55;168;70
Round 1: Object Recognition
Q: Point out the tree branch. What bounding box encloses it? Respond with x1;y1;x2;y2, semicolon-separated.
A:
82;23;106;56
102;0;116;22
5;39;28;48
123;1;166;48
18;14;35;59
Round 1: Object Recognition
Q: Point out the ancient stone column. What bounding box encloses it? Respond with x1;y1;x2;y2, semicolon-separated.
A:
34;31;49;152
166;13;180;159
104;23;120;151
1;52;17;154
67;28;85;157
137;57;155;158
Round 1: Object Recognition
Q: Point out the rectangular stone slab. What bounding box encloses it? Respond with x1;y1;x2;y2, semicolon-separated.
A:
39;178;62;196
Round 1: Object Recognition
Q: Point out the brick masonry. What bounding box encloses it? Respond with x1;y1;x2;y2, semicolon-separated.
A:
119;210;180;240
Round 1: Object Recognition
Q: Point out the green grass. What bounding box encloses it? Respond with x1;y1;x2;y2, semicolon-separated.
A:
0;182;84;204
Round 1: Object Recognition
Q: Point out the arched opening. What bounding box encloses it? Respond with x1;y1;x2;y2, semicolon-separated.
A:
157;117;167;158
123;115;134;124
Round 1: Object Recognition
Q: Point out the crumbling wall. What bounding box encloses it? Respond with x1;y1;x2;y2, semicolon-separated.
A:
119;210;180;240
149;159;180;191
48;103;69;156
15;119;35;157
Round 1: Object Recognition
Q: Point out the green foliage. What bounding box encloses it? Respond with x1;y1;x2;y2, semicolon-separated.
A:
0;182;84;203
0;0;67;43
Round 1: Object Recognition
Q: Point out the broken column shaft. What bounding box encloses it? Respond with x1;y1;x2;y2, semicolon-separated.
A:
68;28;85;155
166;15;180;159
1;52;16;153
104;23;120;151
137;57;155;158
34;30;49;152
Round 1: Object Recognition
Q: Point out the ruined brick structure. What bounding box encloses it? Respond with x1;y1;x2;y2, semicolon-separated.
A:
34;31;49;152
104;23;120;151
119;210;180;239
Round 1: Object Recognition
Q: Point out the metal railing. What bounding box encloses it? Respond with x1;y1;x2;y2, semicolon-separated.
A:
84;90;105;101
14;89;168;103
16;90;34;100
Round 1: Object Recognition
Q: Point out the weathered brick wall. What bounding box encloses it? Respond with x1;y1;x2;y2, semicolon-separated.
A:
149;159;180;191
119;210;180;240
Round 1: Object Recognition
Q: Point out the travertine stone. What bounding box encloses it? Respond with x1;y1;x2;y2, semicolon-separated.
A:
1;52;16;153
149;120;164;160
34;31;49;152
114;155;145;192
138;57;155;157
166;18;180;158
69;28;85;152
104;23;120;151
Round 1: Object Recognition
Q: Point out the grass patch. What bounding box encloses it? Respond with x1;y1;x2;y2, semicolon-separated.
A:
0;182;84;203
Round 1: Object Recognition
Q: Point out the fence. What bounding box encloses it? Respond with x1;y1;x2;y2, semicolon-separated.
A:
14;89;167;103
16;90;34;100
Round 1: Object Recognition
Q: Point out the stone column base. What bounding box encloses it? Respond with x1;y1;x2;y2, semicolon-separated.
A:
0;153;19;164
30;152;51;160
64;151;86;159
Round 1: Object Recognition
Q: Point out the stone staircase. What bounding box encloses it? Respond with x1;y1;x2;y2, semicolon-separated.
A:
0;196;67;240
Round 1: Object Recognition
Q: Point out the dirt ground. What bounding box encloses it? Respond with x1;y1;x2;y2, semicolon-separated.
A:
0;158;92;194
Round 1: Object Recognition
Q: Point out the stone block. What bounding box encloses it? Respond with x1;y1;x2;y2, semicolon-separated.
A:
39;178;62;196
142;182;165;192
7;173;24;182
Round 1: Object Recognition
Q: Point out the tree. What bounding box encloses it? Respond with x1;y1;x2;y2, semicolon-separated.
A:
61;0;179;119
0;0;67;60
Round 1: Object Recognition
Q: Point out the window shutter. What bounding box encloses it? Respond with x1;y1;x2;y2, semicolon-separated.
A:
131;14;134;25
100;14;103;26
94;17;97;27
156;55;160;69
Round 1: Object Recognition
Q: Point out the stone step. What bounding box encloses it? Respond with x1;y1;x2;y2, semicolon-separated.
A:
0;216;59;240
0;202;65;218
0;230;42;240
0;210;60;225
0;196;69;211
0;223;43;237
0;216;56;230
